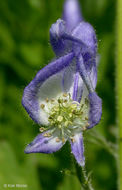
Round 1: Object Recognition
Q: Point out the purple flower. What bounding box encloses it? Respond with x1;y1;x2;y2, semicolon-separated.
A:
22;0;102;166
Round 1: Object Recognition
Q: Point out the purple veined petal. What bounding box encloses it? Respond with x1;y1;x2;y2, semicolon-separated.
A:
25;130;66;154
50;19;70;56
69;132;85;166
72;72;79;101
89;61;97;89
72;72;84;102
90;54;100;89
77;55;94;93
63;0;82;32
88;92;102;129
59;25;98;89
77;74;84;103
72;21;97;56
37;71;64;125
22;52;74;125
50;34;66;56
62;61;84;103
85;58;97;90
62;59;76;94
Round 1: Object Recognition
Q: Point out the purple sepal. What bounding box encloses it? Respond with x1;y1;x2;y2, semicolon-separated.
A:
72;72;83;102
88;92;102;129
72;22;97;57
63;0;82;32
22;52;74;124
84;58;97;89
88;60;97;89
72;72;79;101
25;132;64;154
50;19;68;56
77;55;94;93
70;133;85;166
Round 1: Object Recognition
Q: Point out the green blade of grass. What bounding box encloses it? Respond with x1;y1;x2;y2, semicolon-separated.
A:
117;0;122;189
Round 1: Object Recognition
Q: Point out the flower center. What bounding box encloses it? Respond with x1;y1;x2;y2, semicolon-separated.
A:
48;94;84;127
40;93;89;135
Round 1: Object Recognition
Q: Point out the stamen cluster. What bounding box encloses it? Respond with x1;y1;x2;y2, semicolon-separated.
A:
40;93;89;136
48;93;83;128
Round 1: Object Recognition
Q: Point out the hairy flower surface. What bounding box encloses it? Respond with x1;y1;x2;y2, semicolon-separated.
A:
22;0;102;166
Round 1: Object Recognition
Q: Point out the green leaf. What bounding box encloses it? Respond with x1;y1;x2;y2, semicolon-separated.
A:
0;141;41;190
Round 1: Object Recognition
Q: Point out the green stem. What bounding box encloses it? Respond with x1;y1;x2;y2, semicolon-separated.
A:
117;0;122;189
75;163;94;190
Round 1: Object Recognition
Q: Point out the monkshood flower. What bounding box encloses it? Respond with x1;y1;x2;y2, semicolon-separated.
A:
22;0;102;166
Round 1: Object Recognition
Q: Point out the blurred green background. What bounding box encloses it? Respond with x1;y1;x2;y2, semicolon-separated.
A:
0;0;117;189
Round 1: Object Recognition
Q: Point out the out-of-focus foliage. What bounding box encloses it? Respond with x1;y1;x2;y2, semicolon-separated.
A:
0;0;117;190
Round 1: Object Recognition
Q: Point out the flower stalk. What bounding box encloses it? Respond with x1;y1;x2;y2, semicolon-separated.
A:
75;163;94;190
117;0;122;189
